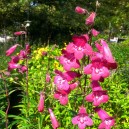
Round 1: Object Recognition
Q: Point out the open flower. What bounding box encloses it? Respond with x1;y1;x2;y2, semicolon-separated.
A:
85;81;109;106
54;74;69;91
84;59;110;81
38;92;45;112
86;90;109;106
18;50;27;59
6;44;18;56
54;90;70;105
72;106;93;129
95;107;115;129
8;62;21;71
49;108;59;129
59;50;80;71
54;70;81;91
66;35;93;60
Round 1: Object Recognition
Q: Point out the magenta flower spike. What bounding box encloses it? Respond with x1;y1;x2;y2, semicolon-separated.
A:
66;35;93;60
95;107;115;129
72;106;93;129
59;50;80;71
91;28;99;37
38;92;45;112
49;108;59;129
75;6;87;14
54;90;70;105
85;12;96;25
6;44;18;56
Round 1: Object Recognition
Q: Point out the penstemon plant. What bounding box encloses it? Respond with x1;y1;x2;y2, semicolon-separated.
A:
51;3;117;129
4;1;118;129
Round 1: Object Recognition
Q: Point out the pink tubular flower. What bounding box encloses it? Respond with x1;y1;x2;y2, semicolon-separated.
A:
85;12;96;25
59;50;80;71
38;92;45;112
86;81;109;106
84;59;110;81
6;44;18;56
95;40;117;69
62;71;81;82
18;50;27;59
85;90;109;106
54;70;80;93
19;65;28;73
54;90;70;105
10;56;20;63
100;40;117;69
8;62;21;71
14;31;26;36
91;28;99;37
95;107;115;129
72;106;93;129
66;35;93;60
75;6;87;14
25;43;31;54
46;73;50;83
69;81;79;90
49;108;59;129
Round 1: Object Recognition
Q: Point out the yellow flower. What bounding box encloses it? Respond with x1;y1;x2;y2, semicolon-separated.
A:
54;61;59;68
35;54;41;60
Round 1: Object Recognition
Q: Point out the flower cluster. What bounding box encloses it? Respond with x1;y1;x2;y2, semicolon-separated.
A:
49;5;117;129
6;43;31;73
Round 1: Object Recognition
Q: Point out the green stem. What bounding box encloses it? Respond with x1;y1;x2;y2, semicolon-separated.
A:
2;73;10;129
25;57;29;119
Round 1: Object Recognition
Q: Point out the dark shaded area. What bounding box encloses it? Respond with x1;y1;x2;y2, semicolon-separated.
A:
8;83;22;129
1;0;129;46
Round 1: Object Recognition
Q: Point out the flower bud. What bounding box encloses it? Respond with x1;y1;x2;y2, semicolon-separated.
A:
38;92;45;112
6;44;18;56
49;108;59;129
75;6;87;14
